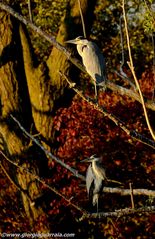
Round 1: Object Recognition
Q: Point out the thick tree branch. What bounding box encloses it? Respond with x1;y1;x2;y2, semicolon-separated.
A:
104;187;155;197
10;114;85;181
108;81;155;111
80;206;155;220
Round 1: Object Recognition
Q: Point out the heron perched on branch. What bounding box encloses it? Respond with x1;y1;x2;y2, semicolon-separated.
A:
65;36;107;98
82;155;107;212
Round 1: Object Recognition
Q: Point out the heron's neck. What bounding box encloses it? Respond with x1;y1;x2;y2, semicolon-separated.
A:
92;161;100;178
77;44;84;57
92;160;106;180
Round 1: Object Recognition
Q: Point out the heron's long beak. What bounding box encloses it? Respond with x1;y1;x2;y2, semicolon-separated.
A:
65;39;77;44
80;154;97;163
80;157;93;163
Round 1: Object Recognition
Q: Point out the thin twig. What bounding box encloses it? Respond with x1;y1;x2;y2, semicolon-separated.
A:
119;16;126;78
0;161;34;201
122;0;155;141
118;16;136;89
0;162;21;191
78;0;86;38
151;33;155;101
129;183;135;209
28;0;33;22
113;69;135;89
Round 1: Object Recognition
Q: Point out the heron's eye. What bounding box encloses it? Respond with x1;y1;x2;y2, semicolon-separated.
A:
81;45;87;52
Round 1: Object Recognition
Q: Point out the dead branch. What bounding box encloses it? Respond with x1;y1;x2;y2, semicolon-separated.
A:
28;0;32;22
108;81;155;111
78;0;86;38
80;206;155;220
10;114;85;181
104;187;155;197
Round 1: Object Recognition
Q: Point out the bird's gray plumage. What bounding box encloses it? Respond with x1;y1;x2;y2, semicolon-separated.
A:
82;155;107;212
65;36;107;97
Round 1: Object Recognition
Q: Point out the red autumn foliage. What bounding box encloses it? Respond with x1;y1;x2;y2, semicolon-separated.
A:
0;70;155;236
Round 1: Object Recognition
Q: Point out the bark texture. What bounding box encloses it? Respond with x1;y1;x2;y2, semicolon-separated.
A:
0;11;50;231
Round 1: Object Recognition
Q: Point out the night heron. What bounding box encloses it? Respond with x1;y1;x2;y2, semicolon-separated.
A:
65;36;107;98
82;155;107;212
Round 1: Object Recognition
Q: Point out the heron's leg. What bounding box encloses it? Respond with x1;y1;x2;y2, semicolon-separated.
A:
96;194;99;213
97;198;99;213
94;83;98;99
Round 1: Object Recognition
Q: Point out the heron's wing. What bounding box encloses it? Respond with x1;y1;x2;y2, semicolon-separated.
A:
82;42;106;84
86;165;95;200
92;178;104;206
96;161;107;181
93;177;104;195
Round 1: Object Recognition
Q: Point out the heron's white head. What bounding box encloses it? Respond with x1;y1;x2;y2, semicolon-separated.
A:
65;36;89;46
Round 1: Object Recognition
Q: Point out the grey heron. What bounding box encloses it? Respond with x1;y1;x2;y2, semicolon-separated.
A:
65;36;107;98
82;155;107;212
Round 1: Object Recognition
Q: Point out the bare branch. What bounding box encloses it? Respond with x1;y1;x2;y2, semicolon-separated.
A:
104;187;155;197
119;15;133;86
10;115;85;181
151;33;155;101
129;183;135;209
0;161;35;202
78;0;86;38
28;0;32;22
108;81;155;111
0;162;21;192
80;206;155;220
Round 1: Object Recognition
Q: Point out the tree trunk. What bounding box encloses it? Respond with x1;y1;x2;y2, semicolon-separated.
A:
0;11;50;231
